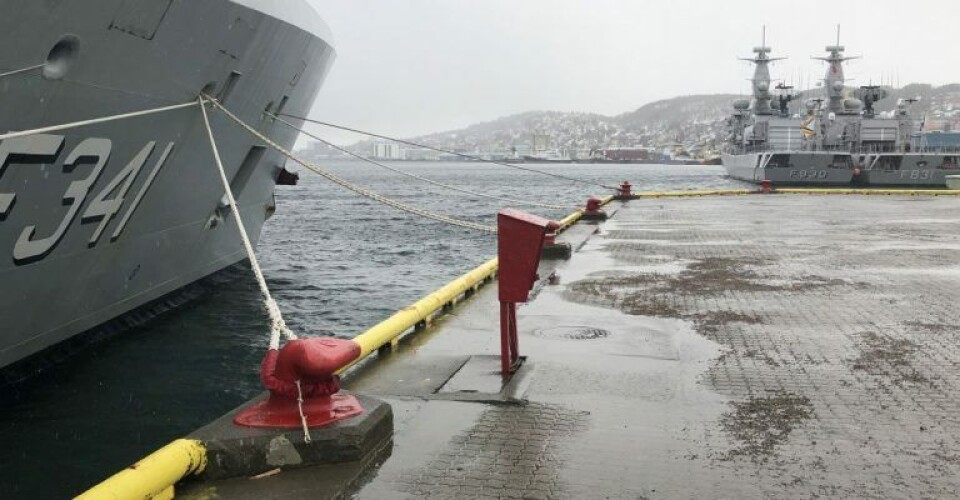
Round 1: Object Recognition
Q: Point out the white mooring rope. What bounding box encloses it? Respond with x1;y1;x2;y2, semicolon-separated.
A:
200;97;311;442
0;101;199;142
269;113;574;211
294;380;312;443
0;63;44;79
206;97;498;234
198;98;297;348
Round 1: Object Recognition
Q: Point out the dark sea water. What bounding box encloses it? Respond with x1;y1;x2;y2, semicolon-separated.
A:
0;161;748;498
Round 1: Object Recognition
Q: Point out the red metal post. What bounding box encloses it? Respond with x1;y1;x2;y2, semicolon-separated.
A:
496;210;557;377
508;305;519;368
500;302;512;376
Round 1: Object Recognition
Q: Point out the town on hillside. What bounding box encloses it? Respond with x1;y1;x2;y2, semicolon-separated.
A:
301;84;960;165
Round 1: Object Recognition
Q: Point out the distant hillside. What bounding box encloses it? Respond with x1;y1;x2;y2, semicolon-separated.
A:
405;94;743;152
614;94;740;130
302;84;960;158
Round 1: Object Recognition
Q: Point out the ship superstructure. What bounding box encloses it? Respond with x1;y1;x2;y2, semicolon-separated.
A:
722;28;855;185
723;27;958;187
0;0;336;371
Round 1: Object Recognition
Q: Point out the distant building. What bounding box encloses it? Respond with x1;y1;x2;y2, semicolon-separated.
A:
403;148;441;161
595;146;653;162
373;143;402;160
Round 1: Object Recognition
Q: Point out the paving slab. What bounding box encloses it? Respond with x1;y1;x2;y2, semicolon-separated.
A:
189;195;960;498
350;195;960;499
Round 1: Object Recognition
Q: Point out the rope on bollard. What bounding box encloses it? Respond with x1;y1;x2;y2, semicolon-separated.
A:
269;113;575;211
200;97;314;442
277;113;621;191
198;98;297;346
208;97;498;234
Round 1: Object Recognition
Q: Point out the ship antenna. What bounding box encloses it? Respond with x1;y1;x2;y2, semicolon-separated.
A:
836;24;840;47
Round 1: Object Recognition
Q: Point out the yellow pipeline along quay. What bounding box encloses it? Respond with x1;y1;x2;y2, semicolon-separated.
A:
85;191;960;499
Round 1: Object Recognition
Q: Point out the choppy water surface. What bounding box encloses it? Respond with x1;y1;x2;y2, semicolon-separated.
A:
0;161;747;498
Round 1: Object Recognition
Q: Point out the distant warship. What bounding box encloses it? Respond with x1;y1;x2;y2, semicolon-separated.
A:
722;29;855;186
723;28;958;187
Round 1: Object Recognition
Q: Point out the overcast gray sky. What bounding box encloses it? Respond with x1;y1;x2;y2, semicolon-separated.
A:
306;0;960;144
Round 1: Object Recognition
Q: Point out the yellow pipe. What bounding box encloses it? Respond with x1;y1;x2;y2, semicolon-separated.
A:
632;189;753;198
77;203;596;497
343;257;500;369
558;210;582;230
75;439;206;500
343;201;590;371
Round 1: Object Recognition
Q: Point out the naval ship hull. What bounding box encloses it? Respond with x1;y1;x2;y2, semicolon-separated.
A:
856;153;960;187
0;0;335;370
722;151;856;186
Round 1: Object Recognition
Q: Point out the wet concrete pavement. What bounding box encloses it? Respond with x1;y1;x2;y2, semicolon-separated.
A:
195;195;960;498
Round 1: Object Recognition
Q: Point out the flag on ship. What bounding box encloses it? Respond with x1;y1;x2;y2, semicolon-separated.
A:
800;115;817;138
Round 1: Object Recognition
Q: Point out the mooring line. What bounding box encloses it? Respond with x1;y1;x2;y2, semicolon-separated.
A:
277;113;620;191
199;98;297;347
0;63;44;79
0;100;199;142
208;98;498;234
270;113;574;211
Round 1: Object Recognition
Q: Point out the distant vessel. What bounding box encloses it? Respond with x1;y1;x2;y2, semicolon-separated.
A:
522;149;573;163
0;0;335;372
723;27;959;187
721;29;855;185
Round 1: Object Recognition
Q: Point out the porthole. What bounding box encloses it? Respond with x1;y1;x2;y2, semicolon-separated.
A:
43;35;80;80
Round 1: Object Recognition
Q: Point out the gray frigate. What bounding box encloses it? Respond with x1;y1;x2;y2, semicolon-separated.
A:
0;0;335;372
722;30;855;186
724;28;958;187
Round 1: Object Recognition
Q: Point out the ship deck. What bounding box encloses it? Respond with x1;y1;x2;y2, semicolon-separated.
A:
185;194;960;499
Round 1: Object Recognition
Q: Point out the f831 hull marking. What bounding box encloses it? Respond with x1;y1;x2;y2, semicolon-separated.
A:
0;135;175;264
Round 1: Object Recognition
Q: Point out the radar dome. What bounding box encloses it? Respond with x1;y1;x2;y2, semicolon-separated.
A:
844;98;863;111
832;81;845;92
757;81;770;92
733;99;751;110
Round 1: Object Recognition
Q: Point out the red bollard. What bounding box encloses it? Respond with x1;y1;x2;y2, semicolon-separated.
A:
497;210;559;376
541;230;572;260
581;197;608;221
759;180;774;194
234;338;364;428
618;181;632;199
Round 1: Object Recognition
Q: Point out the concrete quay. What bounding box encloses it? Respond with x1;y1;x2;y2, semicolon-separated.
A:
188;194;960;498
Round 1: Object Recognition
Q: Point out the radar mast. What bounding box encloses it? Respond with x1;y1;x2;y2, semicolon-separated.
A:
740;26;785;116
813;25;860;114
